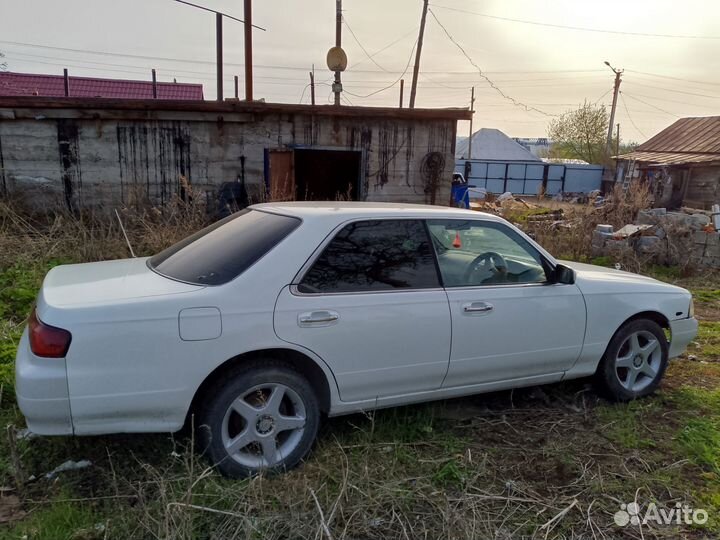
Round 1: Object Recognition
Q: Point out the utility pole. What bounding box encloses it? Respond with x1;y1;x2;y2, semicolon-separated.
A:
216;12;223;101
334;0;342;106
409;0;429;108
63;68;70;97
151;69;158;98
604;61;623;155
468;86;475;160
399;79;404;108
244;0;253;101
614;123;620;180
309;69;316;105
234;75;239;99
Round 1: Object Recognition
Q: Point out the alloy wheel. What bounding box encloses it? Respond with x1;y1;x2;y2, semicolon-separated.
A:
614;330;663;392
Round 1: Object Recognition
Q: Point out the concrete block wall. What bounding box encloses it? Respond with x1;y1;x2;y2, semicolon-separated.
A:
0;104;459;210
692;230;720;267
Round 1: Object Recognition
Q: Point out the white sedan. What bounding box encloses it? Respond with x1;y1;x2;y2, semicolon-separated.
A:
16;202;698;477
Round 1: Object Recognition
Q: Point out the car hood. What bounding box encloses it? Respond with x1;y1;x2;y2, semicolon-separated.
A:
40;257;204;308
560;260;688;295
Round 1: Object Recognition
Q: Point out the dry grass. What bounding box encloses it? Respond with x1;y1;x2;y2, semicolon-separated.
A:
1;192;719;539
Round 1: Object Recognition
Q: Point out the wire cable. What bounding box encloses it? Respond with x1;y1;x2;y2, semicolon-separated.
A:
343;38;418;99
625;69;720;87
430;4;720;40
427;9;554;117
621;92;680;119
620;93;647;139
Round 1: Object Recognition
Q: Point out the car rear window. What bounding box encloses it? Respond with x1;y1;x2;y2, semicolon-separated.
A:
148;209;300;285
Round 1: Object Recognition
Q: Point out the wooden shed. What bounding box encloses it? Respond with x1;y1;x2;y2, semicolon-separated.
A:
615;116;720;210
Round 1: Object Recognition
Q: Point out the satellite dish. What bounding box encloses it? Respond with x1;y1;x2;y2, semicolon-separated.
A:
326;46;348;72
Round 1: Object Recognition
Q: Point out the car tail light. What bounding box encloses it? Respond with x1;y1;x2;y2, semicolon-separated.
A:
29;309;72;358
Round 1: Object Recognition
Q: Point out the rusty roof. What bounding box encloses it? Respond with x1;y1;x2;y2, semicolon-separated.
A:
614;150;720;166
0;96;472;121
637;116;720;154
0;71;203;100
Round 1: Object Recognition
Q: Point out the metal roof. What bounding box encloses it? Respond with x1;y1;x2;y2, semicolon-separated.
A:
0;71;204;100
614;150;720;166
636;116;720;154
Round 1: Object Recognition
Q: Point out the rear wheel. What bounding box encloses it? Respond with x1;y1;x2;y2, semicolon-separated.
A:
198;362;320;478
595;319;669;401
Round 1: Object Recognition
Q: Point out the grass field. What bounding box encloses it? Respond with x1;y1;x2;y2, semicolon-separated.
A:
0;213;719;538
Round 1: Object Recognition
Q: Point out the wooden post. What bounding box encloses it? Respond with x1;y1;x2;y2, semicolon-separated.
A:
309;71;316;105
151;69;158;98
244;0;253;101
409;0;429;108
234;75;239;99
333;0;343;106
216;12;223;101
399;79;404;108
63;68;70;97
468;86;475;159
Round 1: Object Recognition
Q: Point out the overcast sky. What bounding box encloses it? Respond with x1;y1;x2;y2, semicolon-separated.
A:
1;0;719;140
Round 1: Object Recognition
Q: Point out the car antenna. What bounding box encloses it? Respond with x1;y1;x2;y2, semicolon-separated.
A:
115;209;137;258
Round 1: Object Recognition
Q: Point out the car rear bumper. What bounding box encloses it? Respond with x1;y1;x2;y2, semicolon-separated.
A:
669;317;699;359
15;329;73;435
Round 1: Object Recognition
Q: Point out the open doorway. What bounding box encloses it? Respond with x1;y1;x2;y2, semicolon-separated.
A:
294;149;361;201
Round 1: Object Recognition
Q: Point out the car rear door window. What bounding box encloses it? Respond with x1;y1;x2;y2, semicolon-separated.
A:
149;209;300;285
298;219;440;293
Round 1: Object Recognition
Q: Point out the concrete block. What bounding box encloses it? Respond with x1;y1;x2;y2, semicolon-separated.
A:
637;236;661;253
690;214;711;230
595;224;613;234
708;233;720;246
694;230;708;244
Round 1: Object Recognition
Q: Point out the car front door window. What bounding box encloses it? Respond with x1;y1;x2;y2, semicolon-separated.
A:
299;219;440;293
427;220;548;287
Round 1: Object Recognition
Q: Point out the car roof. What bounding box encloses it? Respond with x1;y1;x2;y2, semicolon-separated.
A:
250;201;502;222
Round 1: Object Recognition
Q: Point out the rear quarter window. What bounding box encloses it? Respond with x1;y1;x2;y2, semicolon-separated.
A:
149;209;300;285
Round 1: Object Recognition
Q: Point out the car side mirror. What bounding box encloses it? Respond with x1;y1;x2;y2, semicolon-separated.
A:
553;263;575;285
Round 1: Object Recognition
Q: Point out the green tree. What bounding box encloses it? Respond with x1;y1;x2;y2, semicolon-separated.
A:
547;101;610;164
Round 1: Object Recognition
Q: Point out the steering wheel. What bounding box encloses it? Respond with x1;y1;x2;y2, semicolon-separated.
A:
463;251;508;283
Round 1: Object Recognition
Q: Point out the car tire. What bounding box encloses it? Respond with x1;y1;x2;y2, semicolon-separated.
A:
595;319;669;402
197;360;320;478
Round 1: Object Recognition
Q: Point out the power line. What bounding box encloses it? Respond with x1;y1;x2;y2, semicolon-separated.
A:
171;0;265;30
427;8;554;117
625;69;720;87
621;91;680;119
0;39;611;76
344;38;418;98
625;80;720;100
343;15;391;73
620;93;647;139
429;4;720;40
594;88;612;104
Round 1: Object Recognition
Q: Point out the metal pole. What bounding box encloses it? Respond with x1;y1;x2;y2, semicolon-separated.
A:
606;69;622;153
234;75;239;99
409;0;429;108
309;71;316;105
244;0;253;101
399;79;404;108
216;12;223;101
334;0;342;106
468;86;475;160
151;69;158;98
63;68;70;97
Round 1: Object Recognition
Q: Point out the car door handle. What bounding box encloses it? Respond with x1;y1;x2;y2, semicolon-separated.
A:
298;310;339;326
463;302;494;313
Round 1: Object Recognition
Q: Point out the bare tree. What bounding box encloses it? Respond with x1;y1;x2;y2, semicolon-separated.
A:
0;51;6;71
547;101;609;164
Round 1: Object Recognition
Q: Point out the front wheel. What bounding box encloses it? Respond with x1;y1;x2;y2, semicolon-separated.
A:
198;362;320;478
595;319;669;401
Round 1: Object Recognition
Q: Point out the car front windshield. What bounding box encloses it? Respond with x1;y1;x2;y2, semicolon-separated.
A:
148;209;301;286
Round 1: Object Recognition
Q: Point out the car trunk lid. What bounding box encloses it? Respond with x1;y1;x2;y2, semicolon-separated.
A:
41;257;204;308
